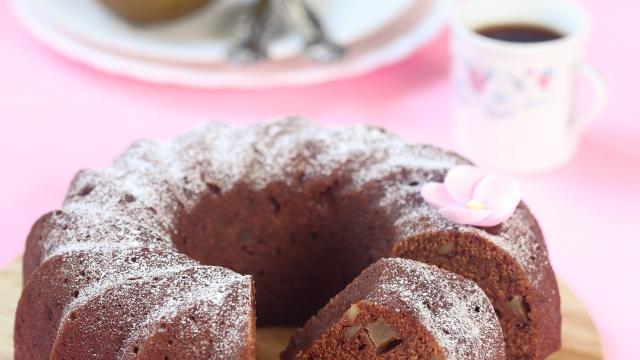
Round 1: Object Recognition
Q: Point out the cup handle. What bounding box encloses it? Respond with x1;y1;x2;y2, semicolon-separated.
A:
575;63;608;131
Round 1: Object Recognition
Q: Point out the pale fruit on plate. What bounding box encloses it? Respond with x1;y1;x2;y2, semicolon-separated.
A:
99;0;213;24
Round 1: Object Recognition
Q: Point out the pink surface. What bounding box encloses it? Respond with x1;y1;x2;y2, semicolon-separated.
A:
0;0;637;358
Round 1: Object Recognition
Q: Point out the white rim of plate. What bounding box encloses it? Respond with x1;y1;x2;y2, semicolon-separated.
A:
21;0;416;64
11;0;449;89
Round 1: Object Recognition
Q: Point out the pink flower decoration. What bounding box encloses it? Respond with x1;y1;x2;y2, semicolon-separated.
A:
420;165;521;227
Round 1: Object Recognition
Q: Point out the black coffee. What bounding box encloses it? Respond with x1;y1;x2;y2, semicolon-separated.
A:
476;23;563;43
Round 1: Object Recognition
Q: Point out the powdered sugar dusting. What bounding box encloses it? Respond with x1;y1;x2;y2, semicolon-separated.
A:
38;204;172;262
370;258;505;360
47;244;251;359
118;277;252;359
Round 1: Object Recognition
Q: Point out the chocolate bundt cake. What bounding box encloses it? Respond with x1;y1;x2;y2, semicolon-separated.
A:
15;118;560;359
282;258;506;359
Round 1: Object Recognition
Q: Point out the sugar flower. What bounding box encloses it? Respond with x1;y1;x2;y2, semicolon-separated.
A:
421;165;521;227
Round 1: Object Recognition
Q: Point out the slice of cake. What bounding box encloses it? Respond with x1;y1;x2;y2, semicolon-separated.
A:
282;258;505;359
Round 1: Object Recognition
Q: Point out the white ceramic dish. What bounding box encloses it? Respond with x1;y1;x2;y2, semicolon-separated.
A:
23;0;414;64
12;0;448;88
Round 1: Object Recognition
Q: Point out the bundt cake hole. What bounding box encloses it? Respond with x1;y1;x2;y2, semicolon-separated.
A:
72;290;79;298
173;177;396;326
394;232;537;359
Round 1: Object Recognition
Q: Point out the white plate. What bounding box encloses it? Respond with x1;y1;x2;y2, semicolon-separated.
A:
12;0;448;89
24;0;414;64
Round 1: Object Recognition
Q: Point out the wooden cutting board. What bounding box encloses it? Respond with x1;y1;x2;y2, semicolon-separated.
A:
0;258;603;359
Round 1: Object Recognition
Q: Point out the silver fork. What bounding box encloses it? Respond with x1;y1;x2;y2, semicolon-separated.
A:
228;0;345;65
281;0;346;63
227;0;276;65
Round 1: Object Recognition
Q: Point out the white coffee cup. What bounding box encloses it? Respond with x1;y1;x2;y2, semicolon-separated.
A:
450;0;607;173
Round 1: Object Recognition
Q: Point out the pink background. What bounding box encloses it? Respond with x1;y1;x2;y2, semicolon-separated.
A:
1;0;637;358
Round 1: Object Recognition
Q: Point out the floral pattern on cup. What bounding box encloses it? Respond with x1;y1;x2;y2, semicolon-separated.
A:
454;61;556;119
